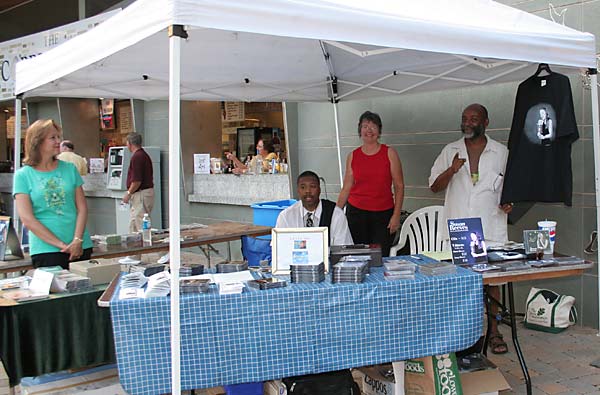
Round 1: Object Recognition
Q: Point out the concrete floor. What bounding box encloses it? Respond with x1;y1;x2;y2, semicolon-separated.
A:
490;323;600;395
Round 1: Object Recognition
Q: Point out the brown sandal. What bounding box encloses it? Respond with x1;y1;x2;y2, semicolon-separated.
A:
489;333;508;354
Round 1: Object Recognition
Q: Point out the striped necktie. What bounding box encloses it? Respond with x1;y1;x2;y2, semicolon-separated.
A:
306;212;313;227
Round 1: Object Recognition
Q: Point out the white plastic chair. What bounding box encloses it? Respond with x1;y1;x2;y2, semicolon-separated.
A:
390;205;448;256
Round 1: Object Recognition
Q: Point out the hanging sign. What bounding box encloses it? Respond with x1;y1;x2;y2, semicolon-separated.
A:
0;9;119;101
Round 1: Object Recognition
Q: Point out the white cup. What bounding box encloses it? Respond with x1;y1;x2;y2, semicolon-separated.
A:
538;220;557;254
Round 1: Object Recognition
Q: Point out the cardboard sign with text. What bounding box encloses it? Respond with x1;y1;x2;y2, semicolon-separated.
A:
405;353;463;395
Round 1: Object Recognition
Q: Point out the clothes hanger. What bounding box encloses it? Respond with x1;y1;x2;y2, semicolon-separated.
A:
534;63;552;77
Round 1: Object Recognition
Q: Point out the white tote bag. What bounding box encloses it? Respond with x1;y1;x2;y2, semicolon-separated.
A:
524;287;577;333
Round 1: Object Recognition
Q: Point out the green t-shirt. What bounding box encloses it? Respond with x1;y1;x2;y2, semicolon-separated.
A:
13;160;93;255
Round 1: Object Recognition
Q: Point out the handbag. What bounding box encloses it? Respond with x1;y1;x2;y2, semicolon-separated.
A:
523;287;577;333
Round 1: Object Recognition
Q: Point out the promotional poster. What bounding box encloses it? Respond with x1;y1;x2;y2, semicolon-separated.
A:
448;217;488;265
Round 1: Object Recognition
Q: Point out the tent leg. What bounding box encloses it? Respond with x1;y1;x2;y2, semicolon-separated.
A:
13;97;22;226
332;102;343;188
590;73;600;336
168;28;183;395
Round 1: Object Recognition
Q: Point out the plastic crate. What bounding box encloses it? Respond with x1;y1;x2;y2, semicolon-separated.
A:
250;199;297;227
224;382;263;395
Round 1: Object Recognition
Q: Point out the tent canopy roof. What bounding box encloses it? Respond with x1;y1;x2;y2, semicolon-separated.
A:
15;0;596;102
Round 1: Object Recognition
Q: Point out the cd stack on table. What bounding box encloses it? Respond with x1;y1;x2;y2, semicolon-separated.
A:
130;262;165;277
419;262;456;276
290;262;325;283
216;261;248;273
382;258;417;280
180;278;211;293
179;263;204;277
331;260;369;283
54;270;93;292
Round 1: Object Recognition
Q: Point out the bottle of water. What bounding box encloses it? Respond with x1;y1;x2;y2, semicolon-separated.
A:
142;213;152;246
254;151;263;174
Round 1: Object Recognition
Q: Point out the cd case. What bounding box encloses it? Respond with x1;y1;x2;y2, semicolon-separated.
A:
247;278;287;290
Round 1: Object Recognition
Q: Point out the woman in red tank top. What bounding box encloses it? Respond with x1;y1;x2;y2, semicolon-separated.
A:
336;111;405;256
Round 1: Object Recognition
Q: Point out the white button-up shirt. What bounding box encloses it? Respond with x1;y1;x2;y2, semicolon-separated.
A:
275;200;354;246
429;137;508;244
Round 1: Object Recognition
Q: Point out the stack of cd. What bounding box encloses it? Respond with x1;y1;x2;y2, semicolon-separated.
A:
382;258;417;280
290;262;325;283
130;262;165;277
179;263;204;277
180;278;210;293
217;261;248;273
54;271;93;292
419;262;456;276
331;260;369;283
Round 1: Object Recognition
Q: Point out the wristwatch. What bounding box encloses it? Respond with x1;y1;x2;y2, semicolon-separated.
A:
73;236;83;243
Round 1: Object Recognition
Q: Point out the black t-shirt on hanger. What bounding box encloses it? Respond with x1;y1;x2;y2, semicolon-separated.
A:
501;72;578;206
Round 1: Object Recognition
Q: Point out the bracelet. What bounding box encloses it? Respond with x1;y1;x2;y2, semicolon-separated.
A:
126;191;131;195
73;236;83;243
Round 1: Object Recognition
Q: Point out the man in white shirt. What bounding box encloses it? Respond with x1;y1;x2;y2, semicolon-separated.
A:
57;140;88;176
276;171;353;246
429;103;513;355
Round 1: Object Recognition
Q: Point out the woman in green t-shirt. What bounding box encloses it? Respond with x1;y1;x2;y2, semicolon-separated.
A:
13;119;93;269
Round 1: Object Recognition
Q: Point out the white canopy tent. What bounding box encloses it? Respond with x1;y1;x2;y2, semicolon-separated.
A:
13;0;598;393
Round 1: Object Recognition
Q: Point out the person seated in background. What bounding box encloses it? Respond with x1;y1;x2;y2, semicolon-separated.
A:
57;140;88;176
226;139;278;174
276;170;353;246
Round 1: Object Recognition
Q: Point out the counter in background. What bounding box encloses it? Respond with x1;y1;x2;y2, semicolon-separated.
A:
188;173;291;205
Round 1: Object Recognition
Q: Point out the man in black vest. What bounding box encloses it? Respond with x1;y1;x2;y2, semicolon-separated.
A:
276;170;353;246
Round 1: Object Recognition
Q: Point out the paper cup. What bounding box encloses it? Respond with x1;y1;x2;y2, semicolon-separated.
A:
538;220;557;254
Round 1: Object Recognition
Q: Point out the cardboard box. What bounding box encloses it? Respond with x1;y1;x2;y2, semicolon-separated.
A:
460;369;510;395
353;362;405;395
69;260;121;285
405;354;463;395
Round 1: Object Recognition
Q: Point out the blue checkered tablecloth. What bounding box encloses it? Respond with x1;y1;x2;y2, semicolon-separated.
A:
110;256;483;394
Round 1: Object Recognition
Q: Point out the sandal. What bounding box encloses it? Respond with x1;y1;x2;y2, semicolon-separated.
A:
489;333;508;354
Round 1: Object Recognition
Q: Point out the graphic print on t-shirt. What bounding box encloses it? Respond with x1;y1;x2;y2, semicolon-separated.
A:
42;176;66;215
523;103;556;146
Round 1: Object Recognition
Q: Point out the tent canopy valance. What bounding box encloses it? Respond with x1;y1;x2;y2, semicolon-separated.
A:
15;0;596;103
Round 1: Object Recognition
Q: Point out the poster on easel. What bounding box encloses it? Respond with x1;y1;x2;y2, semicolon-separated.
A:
447;217;488;265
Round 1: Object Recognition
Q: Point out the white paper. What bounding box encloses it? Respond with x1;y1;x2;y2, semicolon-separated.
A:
193;153;210;174
89;158;105;173
180;270;255;284
28;269;53;295
276;232;325;270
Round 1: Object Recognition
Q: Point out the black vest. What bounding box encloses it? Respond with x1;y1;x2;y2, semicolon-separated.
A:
318;199;336;242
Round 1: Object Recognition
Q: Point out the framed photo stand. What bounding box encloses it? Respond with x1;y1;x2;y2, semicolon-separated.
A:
271;227;329;275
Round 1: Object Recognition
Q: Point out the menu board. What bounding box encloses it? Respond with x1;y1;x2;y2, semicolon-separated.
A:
117;101;133;135
221;102;245;122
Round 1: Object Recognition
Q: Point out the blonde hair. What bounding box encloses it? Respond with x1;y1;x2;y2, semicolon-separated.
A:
23;119;62;166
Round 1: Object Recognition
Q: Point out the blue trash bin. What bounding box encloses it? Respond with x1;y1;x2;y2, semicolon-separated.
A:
224;382;263;395
250;199;296;240
241;236;272;267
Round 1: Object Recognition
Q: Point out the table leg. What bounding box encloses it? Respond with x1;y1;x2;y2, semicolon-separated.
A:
507;282;531;395
483;287;493;357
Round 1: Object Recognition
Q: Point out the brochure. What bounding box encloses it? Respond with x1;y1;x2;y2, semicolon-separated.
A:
447;217;488;265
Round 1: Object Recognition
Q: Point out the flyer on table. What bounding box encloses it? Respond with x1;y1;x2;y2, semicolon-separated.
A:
448;217;488;265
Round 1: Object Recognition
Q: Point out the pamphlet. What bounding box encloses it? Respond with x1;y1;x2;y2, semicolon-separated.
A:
447;217;488;265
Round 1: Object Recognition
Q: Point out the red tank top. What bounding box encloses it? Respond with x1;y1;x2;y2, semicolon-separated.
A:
348;144;394;211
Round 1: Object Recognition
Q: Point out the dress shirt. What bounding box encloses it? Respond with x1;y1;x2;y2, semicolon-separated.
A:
429;137;508;244
275;200;354;246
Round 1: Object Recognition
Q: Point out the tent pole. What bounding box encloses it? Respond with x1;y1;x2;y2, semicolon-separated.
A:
13;96;22;225
168;25;186;395
589;71;600;335
332;101;343;187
